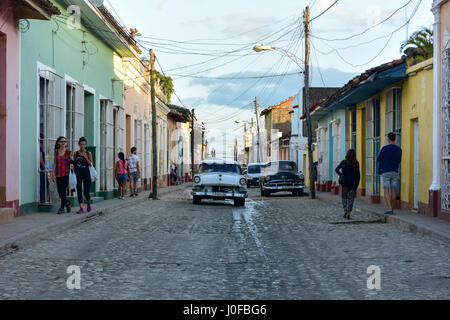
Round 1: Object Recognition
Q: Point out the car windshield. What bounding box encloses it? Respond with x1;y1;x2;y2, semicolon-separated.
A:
200;163;240;174
247;165;262;174
263;161;297;173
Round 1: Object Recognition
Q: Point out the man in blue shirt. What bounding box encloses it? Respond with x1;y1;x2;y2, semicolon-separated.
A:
377;132;402;215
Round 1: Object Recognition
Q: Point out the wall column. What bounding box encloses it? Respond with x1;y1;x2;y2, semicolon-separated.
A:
429;4;442;217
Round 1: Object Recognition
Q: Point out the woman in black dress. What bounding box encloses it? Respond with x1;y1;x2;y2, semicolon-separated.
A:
335;149;360;219
73;137;93;214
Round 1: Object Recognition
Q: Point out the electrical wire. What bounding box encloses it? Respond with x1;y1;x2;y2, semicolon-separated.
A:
309;0;339;22
312;0;422;68
312;0;414;42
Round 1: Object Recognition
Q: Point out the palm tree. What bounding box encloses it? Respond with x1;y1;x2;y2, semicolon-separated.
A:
400;27;433;61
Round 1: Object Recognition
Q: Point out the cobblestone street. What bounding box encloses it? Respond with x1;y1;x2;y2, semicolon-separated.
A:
0;186;449;299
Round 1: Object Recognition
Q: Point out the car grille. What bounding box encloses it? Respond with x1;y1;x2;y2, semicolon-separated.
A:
212;186;234;193
267;180;302;187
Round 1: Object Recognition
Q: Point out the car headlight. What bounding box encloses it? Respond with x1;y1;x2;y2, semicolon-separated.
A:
193;176;201;184
298;173;304;180
239;178;246;186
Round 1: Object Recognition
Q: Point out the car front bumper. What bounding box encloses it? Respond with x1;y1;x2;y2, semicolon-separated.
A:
262;184;304;191
191;190;248;199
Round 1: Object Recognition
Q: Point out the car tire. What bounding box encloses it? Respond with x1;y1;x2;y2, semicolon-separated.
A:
234;198;245;207
298;189;304;197
193;196;202;205
263;190;271;197
292;190;298;196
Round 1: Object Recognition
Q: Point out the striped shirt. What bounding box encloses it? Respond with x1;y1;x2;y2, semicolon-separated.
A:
55;151;71;178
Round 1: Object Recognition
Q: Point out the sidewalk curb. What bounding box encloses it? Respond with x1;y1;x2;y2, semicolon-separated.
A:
0;184;189;257
317;194;450;244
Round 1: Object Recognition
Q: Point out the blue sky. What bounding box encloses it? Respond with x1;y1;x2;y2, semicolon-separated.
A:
105;0;433;157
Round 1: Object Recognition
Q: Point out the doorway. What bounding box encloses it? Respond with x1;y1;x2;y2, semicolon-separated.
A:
413;119;419;209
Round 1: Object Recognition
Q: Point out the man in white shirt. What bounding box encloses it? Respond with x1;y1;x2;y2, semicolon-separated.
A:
127;146;140;197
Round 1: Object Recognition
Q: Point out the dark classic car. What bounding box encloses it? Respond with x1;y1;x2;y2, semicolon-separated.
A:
259;160;305;197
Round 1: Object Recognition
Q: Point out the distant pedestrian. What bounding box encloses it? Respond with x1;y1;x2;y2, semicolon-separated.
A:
39;134;49;203
115;152;129;199
170;163;178;185
52;136;73;214
335;149;360;220
73;137;93;214
127;147;140;197
377;132;402;215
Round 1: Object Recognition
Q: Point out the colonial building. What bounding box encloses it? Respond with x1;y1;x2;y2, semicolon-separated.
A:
307;57;436;215
430;0;450;221
19;0;139;214
260;95;295;162
0;0;61;222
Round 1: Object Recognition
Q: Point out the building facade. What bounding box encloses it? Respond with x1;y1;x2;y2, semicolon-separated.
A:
0;0;60;221
19;0;138;214
430;0;450;221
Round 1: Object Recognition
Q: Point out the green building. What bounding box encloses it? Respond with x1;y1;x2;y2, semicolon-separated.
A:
20;0;140;214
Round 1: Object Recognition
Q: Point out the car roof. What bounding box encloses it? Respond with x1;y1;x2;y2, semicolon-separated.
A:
201;158;239;165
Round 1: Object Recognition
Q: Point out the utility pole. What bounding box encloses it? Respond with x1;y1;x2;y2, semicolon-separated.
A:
304;6;315;199
191;108;195;177
149;49;158;200
201;123;205;161
254;97;261;163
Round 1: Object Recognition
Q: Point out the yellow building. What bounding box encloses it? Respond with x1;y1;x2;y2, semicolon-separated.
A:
349;58;433;212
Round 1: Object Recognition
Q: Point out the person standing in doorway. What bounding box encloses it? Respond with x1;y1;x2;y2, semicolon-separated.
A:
377;132;402;215
39;134;49;203
73;137;93;214
336;149;360;219
127;146;140;197
52;136;73;214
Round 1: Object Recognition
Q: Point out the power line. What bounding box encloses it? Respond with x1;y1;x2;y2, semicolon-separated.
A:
312;0;422;68
309;0;339;22
312;0;414;42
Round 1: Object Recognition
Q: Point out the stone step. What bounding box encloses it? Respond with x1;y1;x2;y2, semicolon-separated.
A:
0;208;14;225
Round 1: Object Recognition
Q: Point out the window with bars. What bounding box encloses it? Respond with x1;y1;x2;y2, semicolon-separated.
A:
351;108;357;151
365;100;374;195
144;123;151;180
38;70;64;204
99;100;114;191
385;88;402;145
373;99;381;195
65;83;84;153
134;119;142;169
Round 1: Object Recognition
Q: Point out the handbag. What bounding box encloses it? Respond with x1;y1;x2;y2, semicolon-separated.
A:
89;165;98;182
69;169;77;189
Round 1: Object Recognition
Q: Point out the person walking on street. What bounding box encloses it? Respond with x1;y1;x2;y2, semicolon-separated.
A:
127;147;140;197
73;137;93;214
115;152;129;199
336;149;360;220
377;132;402;215
52;136;74;214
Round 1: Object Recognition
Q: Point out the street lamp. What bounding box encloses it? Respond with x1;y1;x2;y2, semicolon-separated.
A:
253;44;315;199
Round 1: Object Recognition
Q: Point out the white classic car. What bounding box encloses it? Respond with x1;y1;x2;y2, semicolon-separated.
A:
192;158;247;206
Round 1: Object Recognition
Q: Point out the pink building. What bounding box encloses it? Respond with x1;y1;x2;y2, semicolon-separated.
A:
430;0;450;221
0;0;60;222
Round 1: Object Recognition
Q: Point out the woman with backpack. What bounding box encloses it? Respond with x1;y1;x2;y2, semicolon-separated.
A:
73;137;93;214
52;136;74;214
114;152;129;199
335;149;360;219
